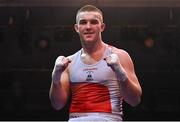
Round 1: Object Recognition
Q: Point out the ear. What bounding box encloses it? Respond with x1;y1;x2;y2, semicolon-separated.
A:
74;24;79;33
101;23;105;32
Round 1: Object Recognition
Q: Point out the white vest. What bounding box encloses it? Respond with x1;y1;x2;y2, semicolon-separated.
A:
69;45;123;116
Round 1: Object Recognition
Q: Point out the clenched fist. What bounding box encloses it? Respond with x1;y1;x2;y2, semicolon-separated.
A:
52;56;71;84
104;53;127;82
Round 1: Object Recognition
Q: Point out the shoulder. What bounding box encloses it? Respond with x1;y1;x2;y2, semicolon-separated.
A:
111;46;134;66
111;46;130;58
67;49;82;61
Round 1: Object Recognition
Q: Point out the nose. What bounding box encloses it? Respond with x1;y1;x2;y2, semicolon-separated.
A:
86;22;91;29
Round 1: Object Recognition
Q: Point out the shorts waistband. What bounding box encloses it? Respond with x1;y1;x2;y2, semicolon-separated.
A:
69;112;122;119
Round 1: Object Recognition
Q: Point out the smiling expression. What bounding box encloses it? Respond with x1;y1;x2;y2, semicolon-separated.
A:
75;11;105;45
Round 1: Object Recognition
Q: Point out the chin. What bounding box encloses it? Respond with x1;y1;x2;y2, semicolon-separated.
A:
83;38;94;42
82;40;95;45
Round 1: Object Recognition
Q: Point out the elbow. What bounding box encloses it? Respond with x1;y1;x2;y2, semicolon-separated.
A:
49;88;68;110
52;102;65;110
130;96;141;107
50;99;66;110
128;90;142;107
131;86;142;107
49;94;67;110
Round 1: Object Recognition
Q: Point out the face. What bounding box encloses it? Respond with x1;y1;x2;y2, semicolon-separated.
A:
74;11;105;45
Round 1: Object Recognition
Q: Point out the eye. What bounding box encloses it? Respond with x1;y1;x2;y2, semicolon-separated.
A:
90;19;99;25
79;20;87;25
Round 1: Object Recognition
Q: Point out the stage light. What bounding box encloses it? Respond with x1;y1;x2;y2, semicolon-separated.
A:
35;36;50;52
144;37;154;48
8;16;14;25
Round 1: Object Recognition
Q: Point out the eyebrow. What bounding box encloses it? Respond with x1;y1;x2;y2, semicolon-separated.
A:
79;19;100;24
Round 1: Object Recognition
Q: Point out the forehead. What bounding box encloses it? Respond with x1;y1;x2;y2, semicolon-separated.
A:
76;11;102;22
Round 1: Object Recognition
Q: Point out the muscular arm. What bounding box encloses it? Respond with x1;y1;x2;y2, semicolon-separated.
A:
118;50;142;106
105;48;142;107
49;56;71;110
49;69;70;110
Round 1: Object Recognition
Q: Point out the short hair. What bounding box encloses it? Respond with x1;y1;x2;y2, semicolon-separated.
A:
76;5;103;23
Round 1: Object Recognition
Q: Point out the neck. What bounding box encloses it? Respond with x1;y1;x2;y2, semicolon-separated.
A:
82;40;104;54
81;41;106;63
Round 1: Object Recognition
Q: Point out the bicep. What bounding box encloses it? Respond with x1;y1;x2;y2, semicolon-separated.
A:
60;69;70;94
120;51;139;84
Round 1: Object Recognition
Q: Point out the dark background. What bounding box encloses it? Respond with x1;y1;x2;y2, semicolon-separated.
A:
0;0;180;120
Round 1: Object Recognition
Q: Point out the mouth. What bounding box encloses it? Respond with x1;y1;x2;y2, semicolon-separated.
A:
84;33;95;39
84;31;94;35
